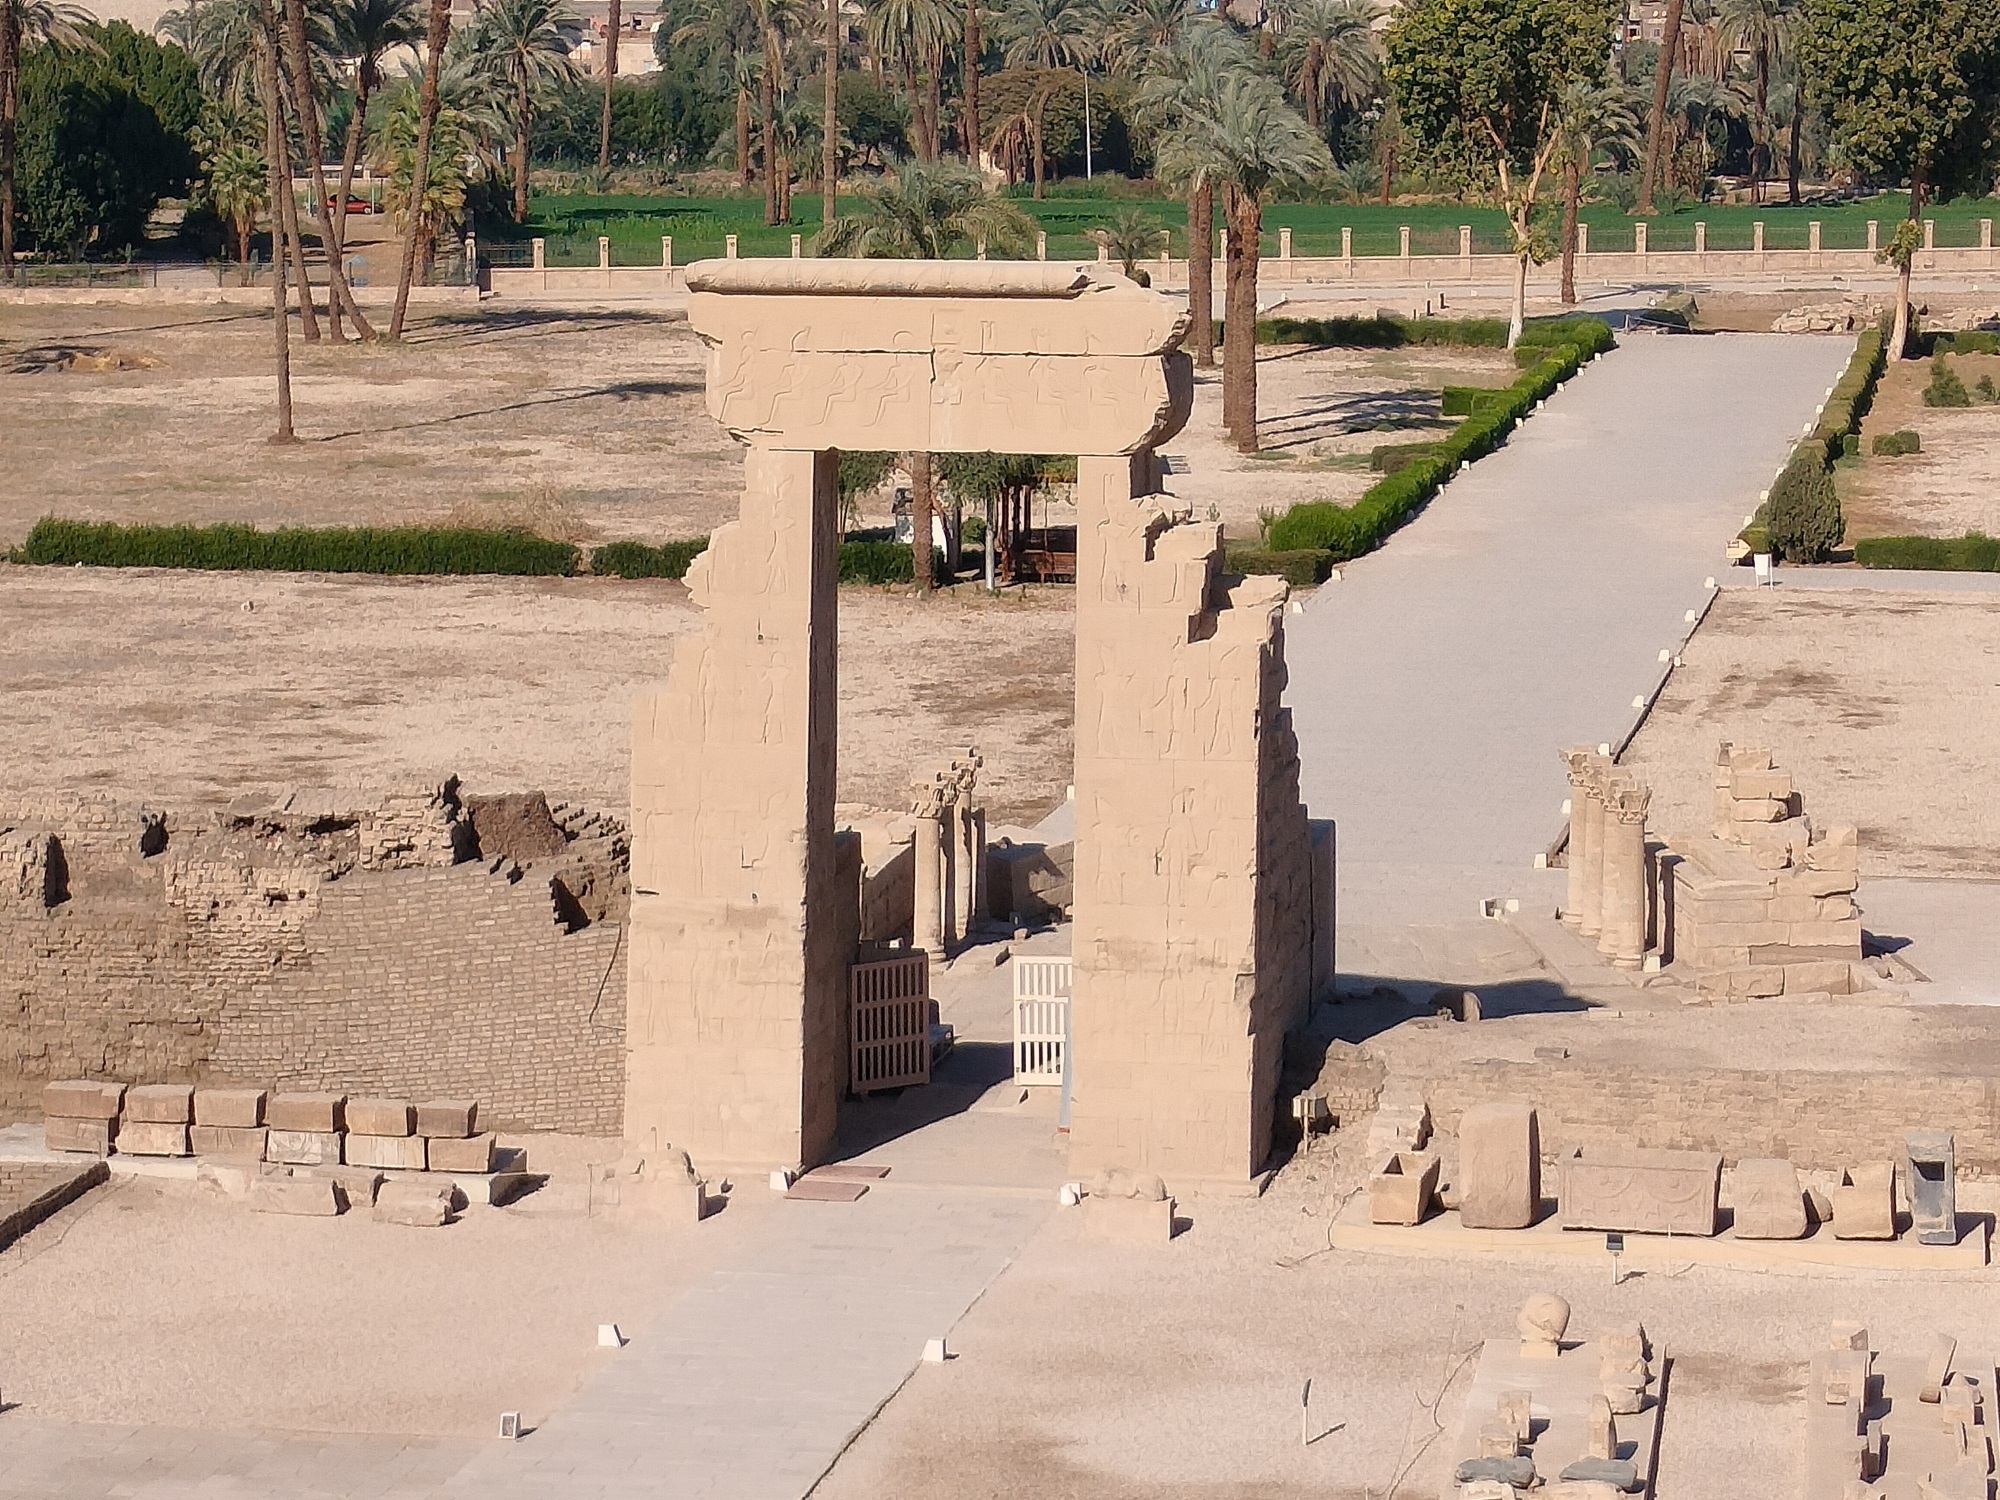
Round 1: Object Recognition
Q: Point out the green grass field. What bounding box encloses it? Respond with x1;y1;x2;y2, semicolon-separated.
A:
507;189;2000;266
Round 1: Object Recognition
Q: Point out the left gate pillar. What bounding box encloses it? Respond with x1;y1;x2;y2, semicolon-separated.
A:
627;445;846;1173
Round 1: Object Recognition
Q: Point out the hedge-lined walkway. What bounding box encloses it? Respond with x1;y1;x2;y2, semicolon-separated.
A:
1283;333;1855;928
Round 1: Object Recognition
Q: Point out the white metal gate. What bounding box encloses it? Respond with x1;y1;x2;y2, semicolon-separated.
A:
850;953;931;1094
1012;955;1072;1086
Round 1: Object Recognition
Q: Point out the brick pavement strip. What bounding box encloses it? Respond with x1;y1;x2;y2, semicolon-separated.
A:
0;1160;107;1255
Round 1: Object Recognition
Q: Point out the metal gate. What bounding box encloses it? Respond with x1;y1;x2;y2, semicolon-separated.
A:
1012;955;1072;1086
850;953;931;1094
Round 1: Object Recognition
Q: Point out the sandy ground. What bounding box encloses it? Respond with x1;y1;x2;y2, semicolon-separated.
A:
0;1146;781;1435
817;1106;2000;1500
0;304;738;547
1619;588;2000;878
1843;351;2000;539
0;565;1078;825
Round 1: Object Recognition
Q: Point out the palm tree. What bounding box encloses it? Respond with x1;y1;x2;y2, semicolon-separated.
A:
992;0;1089;198
865;0;957;164
1156;62;1329;453
821;0;837;225
959;0;979;162
672;0;758;187
596;0;618;175
329;0;422;258
1635;0;1684;213
376;68;475;278
389;0;452;339
1268;0;1378;135
205;140;268;279
1551;80;1639;304
253;0;295;438
1714;0;1793;202
816;161;1034;592
277;0;376;339
1092;205;1166;281
471;0;578;224
1;0;94;280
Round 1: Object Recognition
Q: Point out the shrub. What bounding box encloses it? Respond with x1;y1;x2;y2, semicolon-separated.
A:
590;537;708;578
1811;328;1887;449
1256;312;1612;356
16;518;579;575
1924;355;1972;408
1870;430;1922;456
1840;432;1860;458
835;540;948;584
1370;440;1441;473
1854;533;2000;571
1933;330;2000;356
1223;546;1334;585
1266;500;1358;554
1440;385;1504;417
1764;440;1843;563
1978;375;2000;403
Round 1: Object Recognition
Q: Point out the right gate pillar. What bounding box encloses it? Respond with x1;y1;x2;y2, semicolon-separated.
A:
1067;453;1320;1187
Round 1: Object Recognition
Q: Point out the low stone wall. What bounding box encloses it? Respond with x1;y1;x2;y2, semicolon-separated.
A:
1427;1057;2000;1177
0;784;628;1134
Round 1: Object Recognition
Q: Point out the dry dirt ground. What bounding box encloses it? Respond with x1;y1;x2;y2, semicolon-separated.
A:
0;565;1078;826
0;300;1513;550
1843;350;2000;539
1620;588;2000;878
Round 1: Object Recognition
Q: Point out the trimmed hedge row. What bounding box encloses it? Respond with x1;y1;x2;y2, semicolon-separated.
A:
1739;325;1886;563
1854;533;2000;571
1267;328;1606;560
591;537;710;579
1441;385;1506;417
1370;440;1441;474
1809;327;1888;451
1257;313;1616;358
13;519;582;575
1871;430;1921;456
1224;546;1336;586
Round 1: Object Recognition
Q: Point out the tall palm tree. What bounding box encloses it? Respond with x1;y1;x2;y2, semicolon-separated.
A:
278;0;374;339
815;161;1034;592
1268;0;1377;135
754;0;812;221
596;0;617;175
1551;80;1639;304
471;0;578;224
1;0;94;280
1635;0;1683;213
1156;61;1329;453
329;0;421;257
672;0;758;187
254;0;295;439
992;0;1089;197
1136;20;1256;375
865;0;957;164
1714;0;1793;202
389;0;452;338
821;0;837;224
959;0;979;162
205;139;267;279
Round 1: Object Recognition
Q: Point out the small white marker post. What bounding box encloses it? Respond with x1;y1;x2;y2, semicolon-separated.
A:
598;1324;624;1348
499;1412;523;1440
1607;1231;1625;1286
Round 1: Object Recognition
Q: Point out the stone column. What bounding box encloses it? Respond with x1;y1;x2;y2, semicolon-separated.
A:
1598;778;1651;970
969;806;987;931
1576;757;1608;939
627;446;843;1173
937;786;958;955
1560;747;1596;929
912;792;944;959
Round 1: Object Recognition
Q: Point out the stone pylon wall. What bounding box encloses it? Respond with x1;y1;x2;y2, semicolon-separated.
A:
626;447;850;1170
1067;455;1316;1186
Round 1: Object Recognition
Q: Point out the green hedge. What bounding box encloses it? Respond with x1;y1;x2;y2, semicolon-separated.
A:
1871;430;1921;456
13;518;581;575
835;540;950;584
1929;330;2000;356
1257;312;1615;357
590;537;709;578
1224;545;1335;586
1268;333;1600;558
1370;440;1441;473
1854;533;2000;570
1809;327;1888;450
1765;439;1843;563
1440;385;1505;417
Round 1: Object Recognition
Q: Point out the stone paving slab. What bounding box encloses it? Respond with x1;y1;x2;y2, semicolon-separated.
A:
1285;334;1855;928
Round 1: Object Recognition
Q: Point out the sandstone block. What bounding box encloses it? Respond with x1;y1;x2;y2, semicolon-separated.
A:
194;1088;266;1127
117;1121;190;1157
1730;1158;1807;1239
415;1100;478;1138
42;1080;123;1120
1459;1098;1540;1229
195;1157;259;1198
1832;1163;1896;1240
190;1125;268;1157
374;1180;454;1227
1731;768;1793;800
345;1099;415;1137
1906;1130;1957;1246
1369;1151;1439;1225
267;1093;345;1132
123;1084;193;1123
313;1165;384;1207
44;1115;114;1155
1082;1194;1174;1244
344;1134;427;1171
250;1175;342;1216
265;1129;343;1166
1562;1147;1720;1236
1777;868;1859;898
1729;797;1790;824
424;1133;495;1173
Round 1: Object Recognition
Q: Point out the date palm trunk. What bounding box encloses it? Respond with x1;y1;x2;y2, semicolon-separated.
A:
598;0;619;175
1187;177;1213;368
1786;106;1801;206
962;0;980;164
736;86;752;185
822;0;838;226
281;0;371;340
274;120;320;341
762;25;779;222
257;10;295;441
390;0;451;340
1223;183;1260;453
1637;0;1684;214
1560;158;1580;305
514;73;531;222
911;450;935;591
334;66;375;286
1;6;17;282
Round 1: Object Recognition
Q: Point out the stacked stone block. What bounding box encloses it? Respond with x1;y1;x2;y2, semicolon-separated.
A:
344;1098;426;1170
119;1085;193;1156
40;1080;123;1155
1671;743;1862;998
191;1088;267;1156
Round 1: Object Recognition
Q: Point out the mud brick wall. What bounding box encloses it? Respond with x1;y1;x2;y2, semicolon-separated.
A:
0;788;628;1134
1426;1058;2000;1177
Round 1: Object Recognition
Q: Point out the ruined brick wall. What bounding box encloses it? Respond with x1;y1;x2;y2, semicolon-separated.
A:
1426;1058;2000;1177
0;787;628;1134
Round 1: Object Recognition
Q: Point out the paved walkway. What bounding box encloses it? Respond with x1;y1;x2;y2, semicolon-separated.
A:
1284;334;1855;927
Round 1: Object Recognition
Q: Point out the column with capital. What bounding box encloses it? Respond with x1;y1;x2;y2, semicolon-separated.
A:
1598;778;1652;970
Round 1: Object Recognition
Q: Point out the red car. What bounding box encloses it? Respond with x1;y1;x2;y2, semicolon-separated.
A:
325;194;373;216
